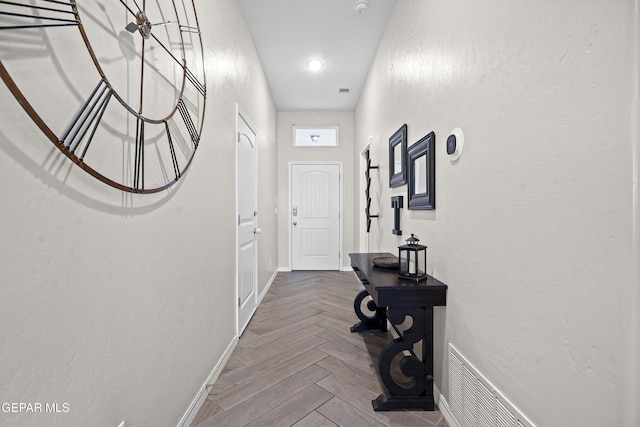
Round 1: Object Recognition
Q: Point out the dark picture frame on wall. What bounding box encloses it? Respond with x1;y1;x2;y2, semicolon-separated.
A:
389;124;408;188
407;131;436;210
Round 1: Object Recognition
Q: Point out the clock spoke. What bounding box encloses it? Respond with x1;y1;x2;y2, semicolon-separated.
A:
131;0;144;15
0;0;79;30
138;35;146;114
117;0;138;18
184;63;206;97
150;32;206;97
60;78;112;160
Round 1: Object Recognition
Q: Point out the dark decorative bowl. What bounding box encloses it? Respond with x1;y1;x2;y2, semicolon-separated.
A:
371;256;399;269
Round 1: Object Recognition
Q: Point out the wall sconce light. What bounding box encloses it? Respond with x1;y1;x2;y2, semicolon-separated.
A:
391;196;403;235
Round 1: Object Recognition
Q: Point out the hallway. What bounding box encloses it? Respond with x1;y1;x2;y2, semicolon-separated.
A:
1;1;637;426
190;271;448;427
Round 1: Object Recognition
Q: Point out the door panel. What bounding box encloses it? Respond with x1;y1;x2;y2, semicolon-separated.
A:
291;164;340;270
301;229;331;256
301;171;330;218
237;110;257;334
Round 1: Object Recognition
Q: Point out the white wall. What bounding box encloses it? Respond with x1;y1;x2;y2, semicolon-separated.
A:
355;1;639;426
277;111;355;270
0;1;277;426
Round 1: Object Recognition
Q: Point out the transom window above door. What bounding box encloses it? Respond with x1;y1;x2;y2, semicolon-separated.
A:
293;125;339;147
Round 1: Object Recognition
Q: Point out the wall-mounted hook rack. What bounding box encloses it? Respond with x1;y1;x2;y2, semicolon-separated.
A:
364;149;380;233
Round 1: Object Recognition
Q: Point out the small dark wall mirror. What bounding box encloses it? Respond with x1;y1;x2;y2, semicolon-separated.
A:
407;131;436;210
389;124;408;188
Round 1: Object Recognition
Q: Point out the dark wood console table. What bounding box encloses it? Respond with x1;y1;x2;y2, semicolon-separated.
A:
349;252;447;411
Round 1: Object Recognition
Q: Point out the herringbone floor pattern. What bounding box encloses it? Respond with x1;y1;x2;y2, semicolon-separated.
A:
190;271;449;427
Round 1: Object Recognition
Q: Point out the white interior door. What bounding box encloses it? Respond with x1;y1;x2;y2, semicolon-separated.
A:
237;109;258;335
291;163;341;270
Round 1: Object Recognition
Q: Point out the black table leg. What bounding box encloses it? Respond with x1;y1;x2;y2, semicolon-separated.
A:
350;289;387;332
373;306;434;411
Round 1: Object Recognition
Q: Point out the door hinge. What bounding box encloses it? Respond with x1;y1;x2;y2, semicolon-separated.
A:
238;215;241;225
238;297;241;307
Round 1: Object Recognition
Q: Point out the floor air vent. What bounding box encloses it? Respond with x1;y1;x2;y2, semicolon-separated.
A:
449;344;535;427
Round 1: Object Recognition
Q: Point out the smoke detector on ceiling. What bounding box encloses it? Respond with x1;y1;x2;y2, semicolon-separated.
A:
353;0;368;14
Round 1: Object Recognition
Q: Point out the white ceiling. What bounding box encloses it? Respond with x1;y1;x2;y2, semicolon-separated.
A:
238;0;396;111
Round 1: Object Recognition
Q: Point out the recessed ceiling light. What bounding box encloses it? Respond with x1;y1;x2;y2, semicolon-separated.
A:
307;60;323;71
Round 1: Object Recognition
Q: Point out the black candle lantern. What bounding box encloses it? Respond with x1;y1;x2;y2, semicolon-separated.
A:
398;234;428;282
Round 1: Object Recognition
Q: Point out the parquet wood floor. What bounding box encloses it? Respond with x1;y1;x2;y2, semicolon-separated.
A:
190;271;449;427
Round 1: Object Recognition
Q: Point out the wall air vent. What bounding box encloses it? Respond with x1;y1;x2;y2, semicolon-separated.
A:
338;88;350;93
449;344;536;427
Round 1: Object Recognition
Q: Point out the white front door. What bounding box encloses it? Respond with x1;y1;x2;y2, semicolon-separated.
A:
291;163;341;270
237;108;258;335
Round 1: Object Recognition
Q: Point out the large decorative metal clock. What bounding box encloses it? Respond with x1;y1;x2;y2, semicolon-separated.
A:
0;0;206;193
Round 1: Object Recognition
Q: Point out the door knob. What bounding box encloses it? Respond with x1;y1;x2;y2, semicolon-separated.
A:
254;228;262;234
293;222;297;226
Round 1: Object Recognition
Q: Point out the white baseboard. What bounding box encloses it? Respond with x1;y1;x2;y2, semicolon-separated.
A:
177;270;277;427
434;384;460;427
258;270;278;304
177;336;239;427
279;267;353;272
